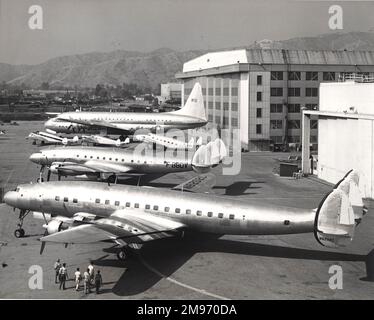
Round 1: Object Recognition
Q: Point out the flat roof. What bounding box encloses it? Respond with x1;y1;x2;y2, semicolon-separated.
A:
177;49;374;78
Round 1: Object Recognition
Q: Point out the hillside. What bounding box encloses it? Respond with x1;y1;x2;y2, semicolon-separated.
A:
2;31;374;90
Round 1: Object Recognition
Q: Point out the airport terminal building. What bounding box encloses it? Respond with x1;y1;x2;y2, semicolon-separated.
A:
176;49;374;151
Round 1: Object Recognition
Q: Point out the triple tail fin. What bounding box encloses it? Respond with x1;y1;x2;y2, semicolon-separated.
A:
314;169;367;248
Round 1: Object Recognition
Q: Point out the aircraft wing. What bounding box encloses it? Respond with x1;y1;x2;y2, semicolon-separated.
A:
173;173;216;193
40;209;186;244
55;160;133;174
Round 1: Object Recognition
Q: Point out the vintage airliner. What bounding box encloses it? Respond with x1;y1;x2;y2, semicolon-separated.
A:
44;83;207;134
3;170;367;260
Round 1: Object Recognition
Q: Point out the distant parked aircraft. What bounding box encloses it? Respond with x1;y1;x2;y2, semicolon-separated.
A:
82;135;130;147
133;132;203;150
26;130;80;146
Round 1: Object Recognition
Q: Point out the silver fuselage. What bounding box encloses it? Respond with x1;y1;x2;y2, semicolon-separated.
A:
45;112;207;134
5;181;316;235
31;146;194;174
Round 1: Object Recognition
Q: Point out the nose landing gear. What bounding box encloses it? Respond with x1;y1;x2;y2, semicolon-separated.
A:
14;209;30;238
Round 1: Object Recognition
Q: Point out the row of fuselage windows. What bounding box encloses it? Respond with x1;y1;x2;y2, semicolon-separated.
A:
74;153;179;163
53;196;236;220
76;118;174;123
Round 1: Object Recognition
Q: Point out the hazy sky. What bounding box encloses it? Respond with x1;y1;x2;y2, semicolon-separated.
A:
0;0;373;65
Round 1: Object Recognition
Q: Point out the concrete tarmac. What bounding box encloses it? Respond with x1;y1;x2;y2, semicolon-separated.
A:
0;121;373;299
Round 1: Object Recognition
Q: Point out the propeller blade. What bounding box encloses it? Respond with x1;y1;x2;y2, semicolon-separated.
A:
40;241;46;255
39;229;48;255
47;170;51;181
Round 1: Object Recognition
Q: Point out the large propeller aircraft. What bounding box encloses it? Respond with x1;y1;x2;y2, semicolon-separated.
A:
29;138;227;182
3;170;368;260
44;83;207;134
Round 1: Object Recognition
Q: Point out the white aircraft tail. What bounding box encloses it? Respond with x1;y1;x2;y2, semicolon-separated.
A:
173;83;206;121
314;170;368;248
191;138;227;173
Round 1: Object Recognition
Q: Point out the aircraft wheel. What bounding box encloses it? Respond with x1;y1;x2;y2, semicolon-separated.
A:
14;228;25;238
116;249;127;261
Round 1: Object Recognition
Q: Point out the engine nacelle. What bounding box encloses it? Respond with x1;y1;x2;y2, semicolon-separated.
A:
45;219;68;235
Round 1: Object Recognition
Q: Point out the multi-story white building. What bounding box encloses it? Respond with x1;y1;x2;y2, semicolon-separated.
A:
176;49;374;151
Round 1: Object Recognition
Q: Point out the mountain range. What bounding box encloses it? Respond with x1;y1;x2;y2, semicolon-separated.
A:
1;31;374;91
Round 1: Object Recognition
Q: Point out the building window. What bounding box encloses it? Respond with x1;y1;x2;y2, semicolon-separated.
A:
215;88;221;95
288;71;301;81
323;72;335;81
231;87;238;96
215;116;221;123
310;135;318;143
288;88;300;97
256;124;262;134
271;136;283;144
256;92;262;101
223;117;229;126
288;120;301;129
232;118;238;127
223;87;229;95
306;72;318;81
288;104;301;113
231;103;238;111
270;104;283;113
271;87;283;96
215;102;221;110
270;120;282;129
208;88;213;95
257;75;262;85
223;102;229;110
271;71;283;80
288;135;300;143
305;88;318;97
311;120;318;129
208;114;213;121
256;108;262;118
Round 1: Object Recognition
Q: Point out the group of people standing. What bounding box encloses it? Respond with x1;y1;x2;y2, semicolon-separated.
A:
54;259;103;294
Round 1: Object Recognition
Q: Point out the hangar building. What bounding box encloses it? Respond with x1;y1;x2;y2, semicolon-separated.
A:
302;76;374;199
176;49;374;151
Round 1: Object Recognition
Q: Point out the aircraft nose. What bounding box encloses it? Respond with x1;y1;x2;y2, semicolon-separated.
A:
44;118;55;128
4;191;18;207
29;152;46;164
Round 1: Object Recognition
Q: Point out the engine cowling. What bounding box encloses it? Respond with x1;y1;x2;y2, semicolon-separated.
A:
45;219;68;235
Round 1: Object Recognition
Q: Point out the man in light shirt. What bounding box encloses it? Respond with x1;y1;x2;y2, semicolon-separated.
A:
74;268;82;291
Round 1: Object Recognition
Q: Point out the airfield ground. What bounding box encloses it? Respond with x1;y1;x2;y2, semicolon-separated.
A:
0;121;374;299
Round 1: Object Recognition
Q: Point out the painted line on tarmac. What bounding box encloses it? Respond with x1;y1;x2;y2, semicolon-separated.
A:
138;255;230;300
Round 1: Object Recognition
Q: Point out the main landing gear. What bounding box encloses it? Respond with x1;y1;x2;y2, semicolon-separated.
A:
14;209;30;238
